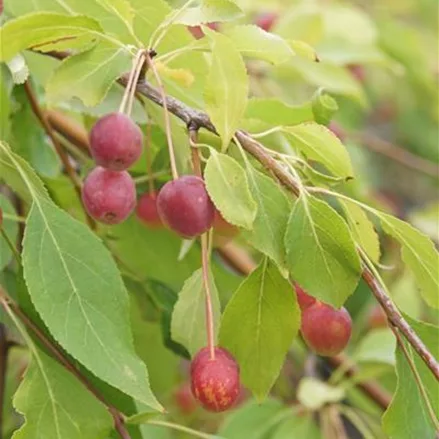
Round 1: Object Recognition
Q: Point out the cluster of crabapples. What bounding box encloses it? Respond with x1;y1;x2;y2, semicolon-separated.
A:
82;112;235;240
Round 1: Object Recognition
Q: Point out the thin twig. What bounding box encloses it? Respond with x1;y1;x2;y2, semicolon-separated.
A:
46;109;90;154
327;354;391;410
0;228;20;265
23;81;96;230
355;133;439;178
0;286;132;439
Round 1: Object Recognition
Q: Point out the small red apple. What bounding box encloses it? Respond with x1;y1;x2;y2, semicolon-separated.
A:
136;191;163;228
174;383;197;414
301;302;352;356
191;346;240;412
293;283;316;311
254;12;278;32
188;22;219;39
367;305;388;329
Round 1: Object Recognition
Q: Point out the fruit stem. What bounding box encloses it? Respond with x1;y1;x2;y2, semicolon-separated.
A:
145;53;179;181
190;138;215;359
119;50;144;114
201;233;216;360
126;52;147;116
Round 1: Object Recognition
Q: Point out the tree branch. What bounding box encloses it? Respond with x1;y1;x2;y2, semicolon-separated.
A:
130;79;439;382
36;50;439;381
0;286;132;439
23;81;96;230
355;133;439;178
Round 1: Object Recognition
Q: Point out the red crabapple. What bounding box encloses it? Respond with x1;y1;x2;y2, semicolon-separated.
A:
293;283;316;311
191;347;240;412
367;305;388;329
174;383;197;414
136;191;162;228
157;175;214;238
254;12;278;32
89;113;143;171
188;22;219;39
82;167;136;224
301;302;352;356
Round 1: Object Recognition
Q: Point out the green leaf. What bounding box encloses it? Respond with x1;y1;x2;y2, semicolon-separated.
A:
0;195;19;270
0;142;49;203
223;25;294;65
353;328;396;365
341;201;380;264
0;13;103;62
219;399;285;439
377;212;439;309
5;0;137;45
271;413;322;439
22;198;162;410
174;0;243;25
0;145;162;411
245;98;314;126
171;268;221;357
311;88;339;125
242;168;291;270
6;308;113;439
383;316;439;439
10;86;61;179
297;377;345;410
47;40;131;106
204;30;248;150
285;195;361;307
283;123;354;178
280;57;367;105
219;259;300;399
205;151;257;230
274;9;323;45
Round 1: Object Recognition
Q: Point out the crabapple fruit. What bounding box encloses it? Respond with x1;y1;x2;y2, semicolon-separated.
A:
136;191;162;228
301;302;352;356
190;346;240;412
82;167;136;224
157;175;214;238
89;112;143;171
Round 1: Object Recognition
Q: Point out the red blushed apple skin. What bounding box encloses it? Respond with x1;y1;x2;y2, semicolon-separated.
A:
188;22;219;39
82;167;136;225
255;12;278;32
136;191;162;228
367;305;388;329
174;383;197;414
348;64;366;82
301;303;352;356
157;175;214;239
89;113;143;171
328;121;346;142
294;283;316;311
190;347;240;412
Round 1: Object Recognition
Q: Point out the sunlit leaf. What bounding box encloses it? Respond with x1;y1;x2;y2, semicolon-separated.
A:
171;268;221;356
285;195;361;307
204;30;248;150
220;259;300;399
205;151;257;230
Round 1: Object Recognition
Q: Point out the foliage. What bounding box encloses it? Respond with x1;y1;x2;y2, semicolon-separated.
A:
0;0;438;438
